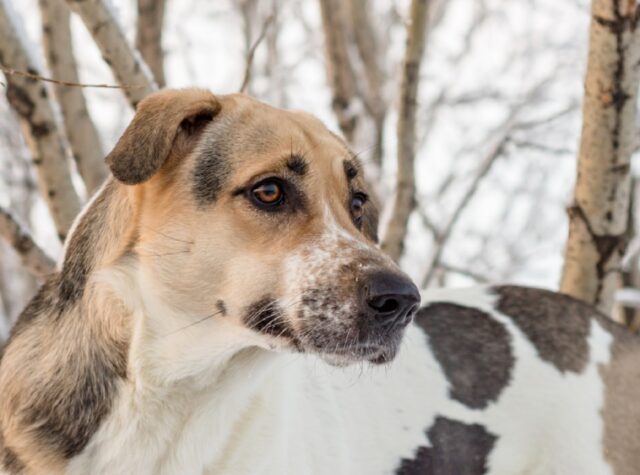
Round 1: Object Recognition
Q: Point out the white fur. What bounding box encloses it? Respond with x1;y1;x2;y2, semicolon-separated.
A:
66;284;615;474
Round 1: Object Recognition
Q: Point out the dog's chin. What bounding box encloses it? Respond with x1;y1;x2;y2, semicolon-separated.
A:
316;343;400;367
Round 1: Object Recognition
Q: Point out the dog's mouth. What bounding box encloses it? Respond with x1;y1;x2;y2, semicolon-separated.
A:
294;325;407;367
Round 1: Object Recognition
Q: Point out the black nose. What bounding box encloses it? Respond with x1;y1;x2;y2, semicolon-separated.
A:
362;272;421;328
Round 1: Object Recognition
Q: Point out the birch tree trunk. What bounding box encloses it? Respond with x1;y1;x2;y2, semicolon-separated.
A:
65;0;157;108
0;0;81;240
136;0;166;87
318;0;359;143
381;0;430;262
40;0;107;194
560;0;640;313
346;0;386;168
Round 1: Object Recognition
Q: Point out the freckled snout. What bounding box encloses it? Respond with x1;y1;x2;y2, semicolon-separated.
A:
361;272;421;329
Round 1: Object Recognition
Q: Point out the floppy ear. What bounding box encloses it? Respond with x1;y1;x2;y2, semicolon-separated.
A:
106;89;221;185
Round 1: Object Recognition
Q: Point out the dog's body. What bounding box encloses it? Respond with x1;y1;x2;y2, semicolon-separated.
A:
0;89;638;475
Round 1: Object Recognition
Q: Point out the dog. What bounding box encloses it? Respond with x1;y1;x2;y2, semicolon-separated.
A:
0;88;638;475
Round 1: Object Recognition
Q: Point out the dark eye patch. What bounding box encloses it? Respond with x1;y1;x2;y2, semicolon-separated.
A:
192;132;232;206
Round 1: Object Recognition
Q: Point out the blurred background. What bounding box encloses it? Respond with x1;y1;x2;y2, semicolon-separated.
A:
1;0;638;336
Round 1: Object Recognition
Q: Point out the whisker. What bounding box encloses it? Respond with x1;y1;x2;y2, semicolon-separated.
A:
161;309;225;338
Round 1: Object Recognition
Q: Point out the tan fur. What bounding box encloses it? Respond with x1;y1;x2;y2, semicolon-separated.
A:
0;89;389;473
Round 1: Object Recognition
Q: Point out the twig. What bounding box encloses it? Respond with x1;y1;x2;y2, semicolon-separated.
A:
438;262;491;283
0;206;55;278
239;14;274;93
0;66;144;90
421;121;515;287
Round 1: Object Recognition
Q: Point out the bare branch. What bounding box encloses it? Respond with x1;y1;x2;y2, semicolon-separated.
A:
39;0;107;194
239;14;274;94
136;0;166;87
560;0;640;313
421;125;512;287
438;262;491;284
381;0;430;262
65;0;157;108
0;67;145;90
0;0;81;240
0;206;55;278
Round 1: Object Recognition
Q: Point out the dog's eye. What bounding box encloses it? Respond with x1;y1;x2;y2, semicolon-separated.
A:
251;179;284;208
351;193;367;228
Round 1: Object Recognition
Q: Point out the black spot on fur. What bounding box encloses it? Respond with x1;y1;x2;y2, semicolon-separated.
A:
396;417;497;474
415;303;514;409
343;159;358;180
216;300;227;316
286;155;308;176
244;297;293;339
493;285;591;373
192;134;232;205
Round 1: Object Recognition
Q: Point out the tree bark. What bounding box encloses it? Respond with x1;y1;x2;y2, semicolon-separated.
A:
346;0;386;167
318;0;359;143
40;0;107;194
560;0;640;313
0;206;56;278
0;0;81;240
136;0;166;88
65;0;157;108
381;0;430;262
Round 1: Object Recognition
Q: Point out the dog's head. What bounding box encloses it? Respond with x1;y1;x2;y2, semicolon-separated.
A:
107;89;419;366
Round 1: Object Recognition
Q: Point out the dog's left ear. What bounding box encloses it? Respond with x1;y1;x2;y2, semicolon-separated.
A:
106;88;221;185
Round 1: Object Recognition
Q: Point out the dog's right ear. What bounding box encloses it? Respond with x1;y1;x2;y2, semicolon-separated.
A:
106;89;221;185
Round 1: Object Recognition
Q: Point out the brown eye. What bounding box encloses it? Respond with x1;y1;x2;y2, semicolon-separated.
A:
351;193;367;227
251;179;284;208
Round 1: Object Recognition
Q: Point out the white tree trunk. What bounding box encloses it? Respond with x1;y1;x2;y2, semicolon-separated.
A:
65;0;157;108
136;0;166;88
381;0;430;262
560;0;640;313
318;0;359;143
0;0;81;240
40;0;107;194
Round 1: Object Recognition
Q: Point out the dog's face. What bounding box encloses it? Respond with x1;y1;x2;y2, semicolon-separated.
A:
108;89;419;366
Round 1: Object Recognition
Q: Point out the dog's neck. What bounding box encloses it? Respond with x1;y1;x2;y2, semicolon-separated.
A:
55;180;284;470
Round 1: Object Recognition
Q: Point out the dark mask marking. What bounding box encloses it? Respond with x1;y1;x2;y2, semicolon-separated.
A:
415;303;514;409
192;132;232;205
286;155;308;176
396;416;497;474
493;286;590;373
244;297;293;339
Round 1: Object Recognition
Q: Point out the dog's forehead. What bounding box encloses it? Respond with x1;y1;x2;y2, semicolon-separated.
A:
194;94;359;192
